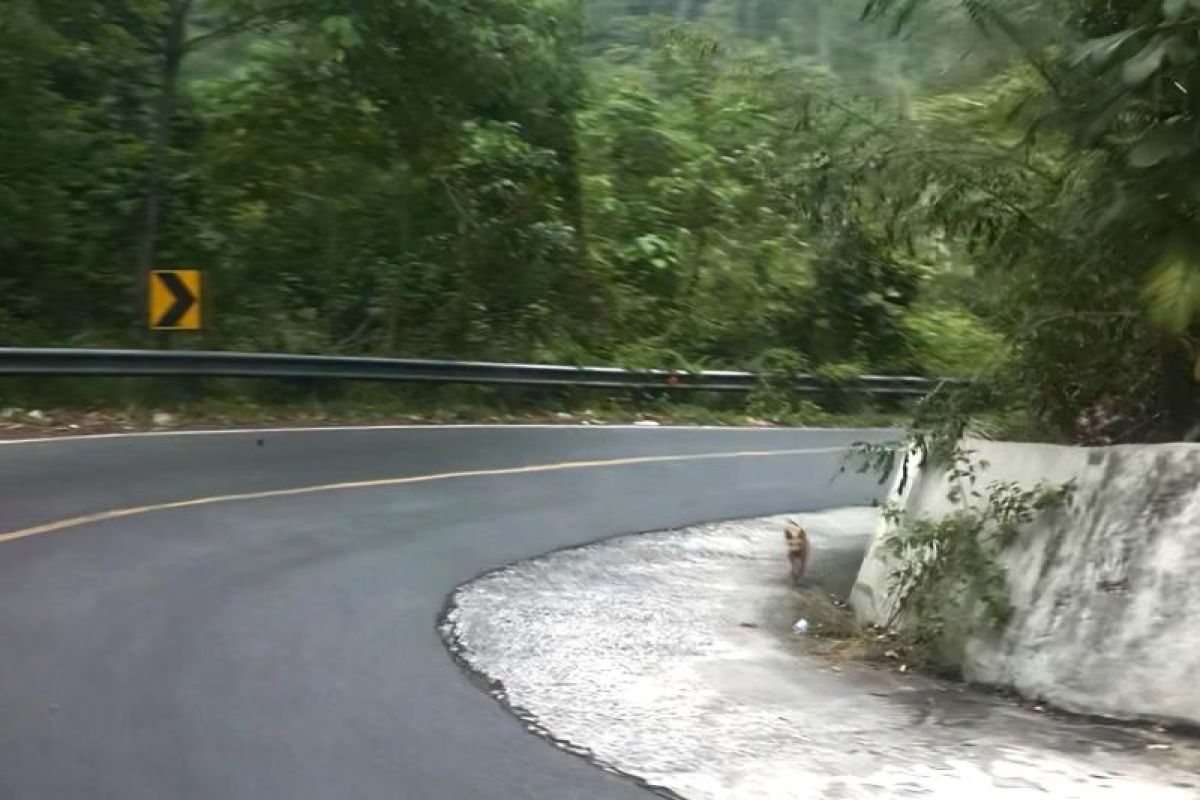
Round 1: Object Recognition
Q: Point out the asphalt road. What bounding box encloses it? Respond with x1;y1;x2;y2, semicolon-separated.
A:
0;425;893;799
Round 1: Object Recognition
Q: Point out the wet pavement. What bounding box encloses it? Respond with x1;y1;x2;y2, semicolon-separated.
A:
443;510;1200;799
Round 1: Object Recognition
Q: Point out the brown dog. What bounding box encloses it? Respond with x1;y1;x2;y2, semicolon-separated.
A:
784;520;809;584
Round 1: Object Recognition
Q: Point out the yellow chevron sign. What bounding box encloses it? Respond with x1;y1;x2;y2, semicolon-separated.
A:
148;270;202;331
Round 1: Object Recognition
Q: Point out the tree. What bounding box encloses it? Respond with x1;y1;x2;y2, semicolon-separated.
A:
1;0;1017;413
133;0;329;312
859;0;1200;437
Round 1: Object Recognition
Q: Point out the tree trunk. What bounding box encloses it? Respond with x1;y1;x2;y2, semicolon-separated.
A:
811;1;831;68
386;178;413;355
736;0;760;38
1159;338;1196;440
136;1;190;333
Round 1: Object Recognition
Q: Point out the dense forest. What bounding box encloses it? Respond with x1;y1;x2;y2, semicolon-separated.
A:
3;1;1200;440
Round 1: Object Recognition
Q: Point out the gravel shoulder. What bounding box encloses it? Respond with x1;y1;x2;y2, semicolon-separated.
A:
441;510;1200;800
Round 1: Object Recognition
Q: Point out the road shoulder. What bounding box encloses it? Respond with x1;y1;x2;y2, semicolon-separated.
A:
442;511;1200;799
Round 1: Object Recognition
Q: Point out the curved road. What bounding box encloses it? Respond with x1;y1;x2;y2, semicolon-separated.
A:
0;425;892;799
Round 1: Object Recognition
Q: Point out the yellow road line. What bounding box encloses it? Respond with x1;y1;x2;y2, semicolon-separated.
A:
0;447;842;545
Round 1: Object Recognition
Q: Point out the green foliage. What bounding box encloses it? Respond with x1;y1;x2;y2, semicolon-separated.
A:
12;0;1168;440
746;347;810;419
903;304;1008;378
802;226;922;369
1145;247;1200;335
849;391;1074;669
858;0;1200;438
881;446;1075;668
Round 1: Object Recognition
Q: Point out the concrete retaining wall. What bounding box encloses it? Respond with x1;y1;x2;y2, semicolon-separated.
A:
850;439;1200;726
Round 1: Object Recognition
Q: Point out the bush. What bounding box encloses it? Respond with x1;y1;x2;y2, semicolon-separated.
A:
903;304;1008;379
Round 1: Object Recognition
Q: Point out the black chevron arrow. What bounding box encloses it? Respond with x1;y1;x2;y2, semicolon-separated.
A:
155;272;197;328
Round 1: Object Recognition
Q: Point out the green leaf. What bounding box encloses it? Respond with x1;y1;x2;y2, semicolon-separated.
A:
1122;36;1168;85
1128;121;1193;168
1165;35;1198;66
1071;29;1145;68
1163;0;1191;21
1145;248;1200;333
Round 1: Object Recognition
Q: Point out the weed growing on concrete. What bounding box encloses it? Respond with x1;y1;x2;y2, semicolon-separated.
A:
849;421;1074;670
881;457;1074;665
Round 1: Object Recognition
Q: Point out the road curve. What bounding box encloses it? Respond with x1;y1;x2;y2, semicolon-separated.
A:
0;425;893;799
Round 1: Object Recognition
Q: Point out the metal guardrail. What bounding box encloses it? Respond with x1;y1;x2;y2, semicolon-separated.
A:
0;348;942;397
